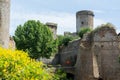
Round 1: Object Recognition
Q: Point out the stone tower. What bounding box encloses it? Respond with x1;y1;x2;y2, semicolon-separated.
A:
46;22;57;39
76;10;94;33
0;0;10;48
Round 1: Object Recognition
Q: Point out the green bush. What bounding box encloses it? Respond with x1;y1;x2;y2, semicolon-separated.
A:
93;23;115;34
53;69;72;80
78;27;92;38
57;35;74;46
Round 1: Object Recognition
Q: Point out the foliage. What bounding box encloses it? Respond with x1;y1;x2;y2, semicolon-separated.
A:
57;35;76;46
53;69;72;80
0;47;56;80
93;23;115;34
78;27;92;38
13;20;56;59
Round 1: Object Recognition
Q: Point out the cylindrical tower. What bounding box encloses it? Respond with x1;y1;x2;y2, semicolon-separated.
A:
46;22;57;39
76;10;94;33
0;0;10;48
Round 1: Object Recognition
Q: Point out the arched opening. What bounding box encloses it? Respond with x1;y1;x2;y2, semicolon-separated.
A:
66;73;74;80
98;77;103;80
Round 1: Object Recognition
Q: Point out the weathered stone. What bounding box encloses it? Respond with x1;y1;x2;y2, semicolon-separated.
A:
46;22;57;39
0;0;10;48
76;10;94;33
53;24;120;80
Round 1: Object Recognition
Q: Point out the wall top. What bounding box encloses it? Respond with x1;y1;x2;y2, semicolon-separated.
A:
76;10;94;16
46;22;57;28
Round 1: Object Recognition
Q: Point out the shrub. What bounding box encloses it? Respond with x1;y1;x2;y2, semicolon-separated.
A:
57;35;75;46
78;27;92;38
93;23;115;34
53;69;69;80
0;47;54;80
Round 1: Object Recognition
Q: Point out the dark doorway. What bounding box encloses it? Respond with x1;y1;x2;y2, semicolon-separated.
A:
66;73;74;80
98;77;103;80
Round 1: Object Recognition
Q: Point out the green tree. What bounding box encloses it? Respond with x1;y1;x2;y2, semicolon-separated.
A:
78;27;92;38
13;20;56;59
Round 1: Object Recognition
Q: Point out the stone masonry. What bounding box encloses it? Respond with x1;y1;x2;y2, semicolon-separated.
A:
52;39;80;74
46;22;57;39
54;24;120;80
76;10;94;33
0;0;10;48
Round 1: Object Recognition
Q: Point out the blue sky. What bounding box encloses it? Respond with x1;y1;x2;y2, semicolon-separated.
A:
10;0;120;35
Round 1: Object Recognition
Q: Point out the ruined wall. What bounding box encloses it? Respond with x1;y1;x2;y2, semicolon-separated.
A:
75;25;120;80
92;27;120;80
0;0;10;48
52;39;80;74
75;33;95;80
59;39;80;67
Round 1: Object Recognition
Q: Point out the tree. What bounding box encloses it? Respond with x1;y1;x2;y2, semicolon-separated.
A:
78;27;92;38
13;20;56;59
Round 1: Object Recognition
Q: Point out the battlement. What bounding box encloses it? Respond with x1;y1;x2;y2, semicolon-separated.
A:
76;10;94;16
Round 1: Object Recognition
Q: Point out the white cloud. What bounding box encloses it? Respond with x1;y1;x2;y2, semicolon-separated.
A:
94;18;106;28
10;11;106;35
93;10;105;14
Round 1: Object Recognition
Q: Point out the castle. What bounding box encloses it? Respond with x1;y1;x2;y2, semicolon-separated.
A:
51;10;120;80
1;1;120;80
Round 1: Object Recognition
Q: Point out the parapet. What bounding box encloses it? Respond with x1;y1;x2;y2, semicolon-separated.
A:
76;10;94;16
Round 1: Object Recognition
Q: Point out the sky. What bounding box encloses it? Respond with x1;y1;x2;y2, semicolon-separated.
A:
10;0;120;35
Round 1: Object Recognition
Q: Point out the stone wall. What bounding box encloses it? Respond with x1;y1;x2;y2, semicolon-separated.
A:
59;39;80;67
75;33;94;80
52;39;80;74
75;25;120;80
54;25;120;80
92;27;120;80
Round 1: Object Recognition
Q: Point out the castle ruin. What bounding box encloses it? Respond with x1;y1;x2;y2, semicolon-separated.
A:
0;0;120;79
52;10;120;80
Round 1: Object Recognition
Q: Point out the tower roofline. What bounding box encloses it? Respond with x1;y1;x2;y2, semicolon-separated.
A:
76;10;94;16
46;22;57;28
